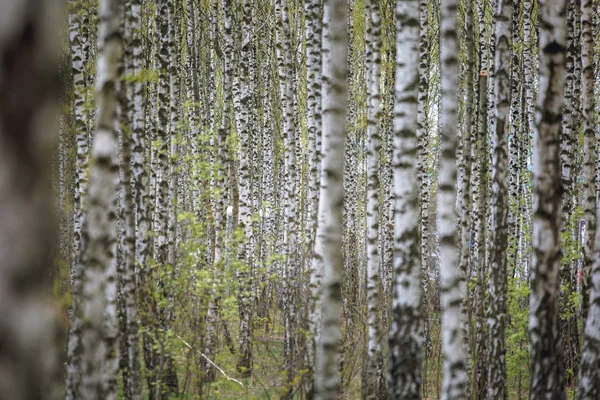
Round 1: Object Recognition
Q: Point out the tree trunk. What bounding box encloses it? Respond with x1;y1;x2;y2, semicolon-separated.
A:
305;0;323;396
576;0;600;396
559;0;580;386
439;0;468;397
487;1;512;398
529;1;567;399
459;1;476;397
387;0;422;399
363;0;383;397
314;0;348;397
118;6;142;395
66;0;90;396
417;0;432;371
236;0;255;378
474;71;489;400
0;1;62;399
578;0;597;326
79;0;122;397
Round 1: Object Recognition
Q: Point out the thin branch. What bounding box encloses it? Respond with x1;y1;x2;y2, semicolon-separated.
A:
176;335;245;387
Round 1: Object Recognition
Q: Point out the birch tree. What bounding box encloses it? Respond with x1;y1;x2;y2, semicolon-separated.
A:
118;3;143;398
474;70;489;400
529;1;567;398
439;0;468;397
66;0;88;395
458;2;475;395
576;0;600;396
0;1;62;399
387;0;422;398
364;0;383;396
487;1;512;398
578;0;597;325
279;0;299;386
305;0;323;395
146;1;175;396
314;0;348;397
78;0;122;397
417;0;432;370
236;0;256;377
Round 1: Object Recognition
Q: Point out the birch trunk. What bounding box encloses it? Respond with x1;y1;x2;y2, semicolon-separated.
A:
0;1;62;398
279;0;299;388
118;9;142;396
305;0;323;396
236;0;255;377
579;0;597;325
315;0;348;397
576;0;600;396
439;0;468;397
529;1;567;398
146;1;175;397
79;0;122;397
417;0;432;365
522;0;536;140
474;72;489;400
364;0;383;396
459;2;476;396
66;0;89;396
559;0;580;384
487;1;512;398
387;0;422;398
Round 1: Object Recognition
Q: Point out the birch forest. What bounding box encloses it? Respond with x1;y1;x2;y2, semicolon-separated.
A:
6;0;600;399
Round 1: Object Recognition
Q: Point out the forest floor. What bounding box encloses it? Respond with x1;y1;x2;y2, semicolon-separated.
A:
128;314;577;400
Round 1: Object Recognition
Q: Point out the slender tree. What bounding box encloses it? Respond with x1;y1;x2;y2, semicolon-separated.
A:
118;4;143;399
459;1;476;396
576;0;600;396
416;0;432;368
66;0;89;396
279;0;299;387
128;1;150;395
305;0;323;396
487;1;512;398
559;0;580;384
529;1;567;399
78;0;122;397
438;0;469;397
387;0;422;398
522;0;535;139
364;0;383;396
474;70;489;400
578;0;597;325
314;0;348;397
236;0;255;377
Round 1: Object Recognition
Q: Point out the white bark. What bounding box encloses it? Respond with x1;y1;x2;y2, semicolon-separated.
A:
305;0;323;395
0;1;62;399
439;0;468;397
236;0;255;376
66;0;89;396
314;0;348;398
364;0;383;397
79;0;122;397
487;1;512;398
578;0;597;325
577;0;600;396
529;1;567;398
387;0;422;399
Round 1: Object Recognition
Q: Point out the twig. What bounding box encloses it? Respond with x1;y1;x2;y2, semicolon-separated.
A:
176;335;244;387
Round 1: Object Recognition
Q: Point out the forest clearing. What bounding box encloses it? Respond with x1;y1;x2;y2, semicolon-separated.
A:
1;0;600;399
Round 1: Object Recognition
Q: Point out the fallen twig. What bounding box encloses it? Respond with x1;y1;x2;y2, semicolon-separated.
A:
176;335;245;387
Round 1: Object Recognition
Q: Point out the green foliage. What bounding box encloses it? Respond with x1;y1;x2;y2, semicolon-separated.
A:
122;68;160;84
506;277;530;398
